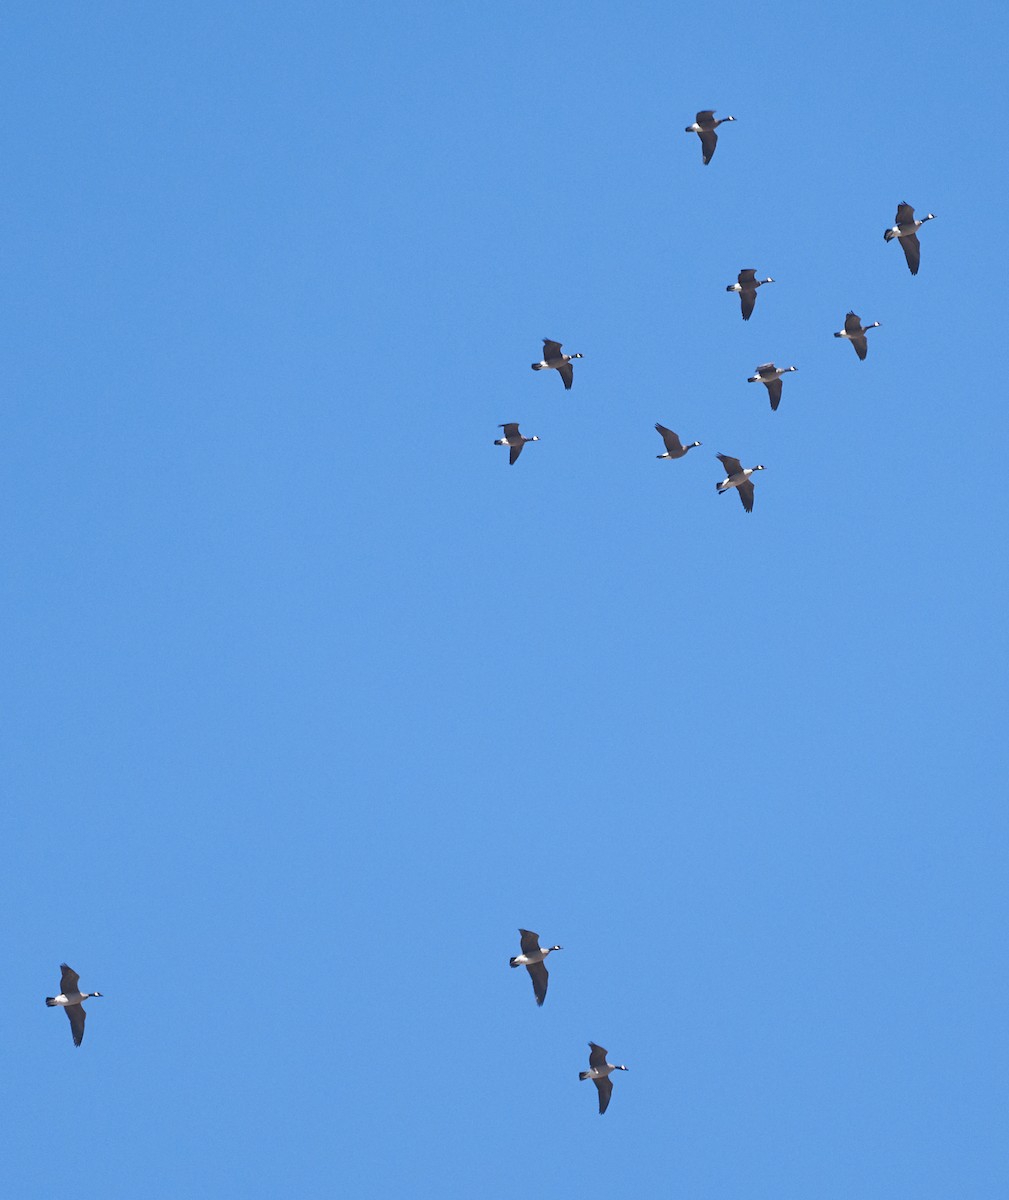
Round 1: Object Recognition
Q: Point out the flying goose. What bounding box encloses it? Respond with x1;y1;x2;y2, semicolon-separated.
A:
716;453;765;513
531;339;583;390
684;110;736;164
884;202;935;276
45;963;102;1046
494;423;540;465
655;423;702;459
509;929;562;1006
579;1042;628;1115
747;363;797;412
834;311;880;361
726;269;774;321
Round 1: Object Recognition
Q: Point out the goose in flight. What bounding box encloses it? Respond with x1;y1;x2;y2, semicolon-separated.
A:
726;269;774;321
684;110;736;164
884;202;935;276
747;363;797;411
579;1042;629;1114
531;339;584;390
494;423;540;465
834;311;880;361
509;929;562;1006
654;423;702;459
45;963;103;1046
716;453;765;513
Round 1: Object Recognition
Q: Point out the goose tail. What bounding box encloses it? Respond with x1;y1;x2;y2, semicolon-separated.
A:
45;997;57;1006
579;1071;591;1081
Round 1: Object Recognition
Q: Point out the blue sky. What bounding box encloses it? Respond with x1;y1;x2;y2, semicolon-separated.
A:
5;2;1008;1196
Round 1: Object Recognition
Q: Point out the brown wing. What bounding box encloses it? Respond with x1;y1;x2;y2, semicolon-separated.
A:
67;1004;86;1047
558;361;574;389
896;202;915;224
737;479;755;512
717;453;743;477
843;311;862;334
899;232;921;275
527;961;548;1005
509;442;524;465
738;269;757;285
518;929;541;955
588;1042;608;1069
699;129;717;164
542;340;563;360
655;423;683;453
60;964;80;994
595;1076;613;1115
767;378;783;411
852;334;868;361
695;110;715;124
740;288;756;321
499;423;520;439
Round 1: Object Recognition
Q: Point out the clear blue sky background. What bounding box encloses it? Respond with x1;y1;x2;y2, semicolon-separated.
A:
5;2;1007;1196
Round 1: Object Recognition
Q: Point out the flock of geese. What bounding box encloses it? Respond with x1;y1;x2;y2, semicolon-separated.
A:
496;112;937;516
44;114;939;1129
509;929;628;1115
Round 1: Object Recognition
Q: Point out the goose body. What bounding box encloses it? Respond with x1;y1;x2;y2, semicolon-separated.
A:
726;269;774;321
509;929;562;1006
654;423;702;459
579;1042;629;1114
834;311;880;361
685;110;736;164
747;363;797;412
531;339;584;390
494;423;540;465
884;202;935;275
715;453;765;513
45;963;103;1046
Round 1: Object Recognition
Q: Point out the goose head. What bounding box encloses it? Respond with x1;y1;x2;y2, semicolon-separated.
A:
690;440;702;448
529;435;541;443
548;943;563;952
760;277;775;285
89;991;104;999
752;465;766;472
615;1064;629;1071
570;352;584;360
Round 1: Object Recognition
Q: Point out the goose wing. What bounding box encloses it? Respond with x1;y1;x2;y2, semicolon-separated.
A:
755;363;775;377
588;1042;608;1069
558;361;574;389
766;378;783;411
518;929;541;955
526;961;549;1005
737;479;755;513
899;232;921;275
499;423;520;439
896;202;915;225
509;442;525;465
717;453;743;478
699;129;718;163
594;1075;613;1115
738;269;757;285
739;288;756;321
66;1004;86;1047
695;110;715;124
851;334;868;361
843;311;862;335
60;964;80;994
655;423;683;453
541;339;563;361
